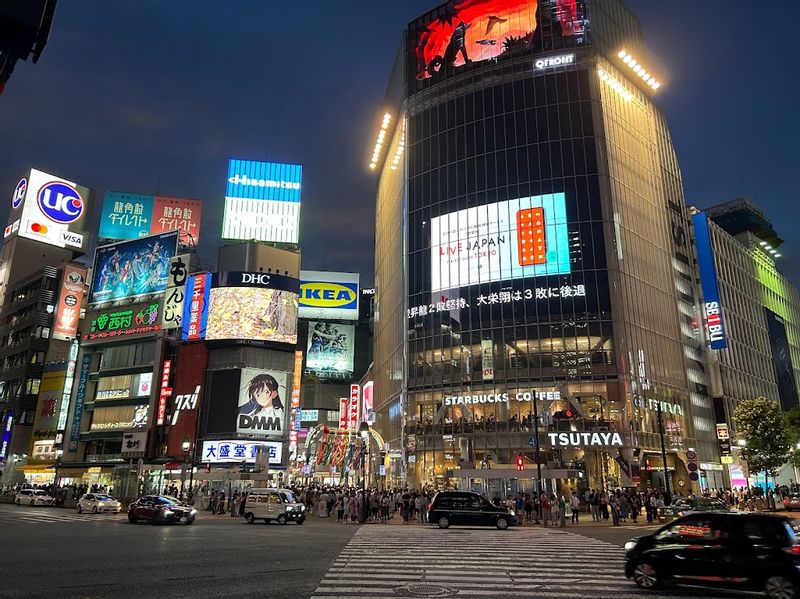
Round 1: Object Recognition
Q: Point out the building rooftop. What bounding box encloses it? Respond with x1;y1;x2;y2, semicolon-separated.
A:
704;197;784;248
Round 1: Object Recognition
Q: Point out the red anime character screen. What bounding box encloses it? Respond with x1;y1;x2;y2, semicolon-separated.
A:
414;0;583;80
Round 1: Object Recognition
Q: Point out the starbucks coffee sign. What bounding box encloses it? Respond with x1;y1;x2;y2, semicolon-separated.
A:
548;431;624;447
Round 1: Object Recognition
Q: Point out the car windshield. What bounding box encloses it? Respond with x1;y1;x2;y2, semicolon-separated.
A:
157;497;181;505
95;495;113;501
280;491;296;504
33;490;48;496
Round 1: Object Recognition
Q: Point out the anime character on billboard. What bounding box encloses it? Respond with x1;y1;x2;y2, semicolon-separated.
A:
237;371;286;438
91;235;175;303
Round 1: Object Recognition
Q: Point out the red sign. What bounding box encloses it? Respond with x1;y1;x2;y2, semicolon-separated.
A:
151;196;202;246
338;398;347;431
52;264;87;341
348;384;360;433
157;360;172;426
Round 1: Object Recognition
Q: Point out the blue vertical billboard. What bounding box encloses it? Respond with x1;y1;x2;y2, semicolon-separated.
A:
181;272;211;341
692;213;727;350
221;159;303;244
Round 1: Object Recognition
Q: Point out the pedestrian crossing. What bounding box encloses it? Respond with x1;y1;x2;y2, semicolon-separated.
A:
0;506;124;525
310;525;729;599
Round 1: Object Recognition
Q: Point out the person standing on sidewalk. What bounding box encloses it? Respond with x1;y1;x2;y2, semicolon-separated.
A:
540;493;550;527
570;491;580;524
589;489;600;521
523;494;533;524
558;494;567;527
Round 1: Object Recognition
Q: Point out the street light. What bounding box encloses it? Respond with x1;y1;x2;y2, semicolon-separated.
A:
180;437;191;502
359;421;370;523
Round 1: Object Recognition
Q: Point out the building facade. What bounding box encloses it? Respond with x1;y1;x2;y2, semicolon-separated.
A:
372;0;720;495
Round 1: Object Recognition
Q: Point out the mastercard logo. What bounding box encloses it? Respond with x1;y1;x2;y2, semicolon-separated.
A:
30;222;49;234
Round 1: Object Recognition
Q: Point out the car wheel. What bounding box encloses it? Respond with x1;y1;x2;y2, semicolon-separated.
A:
437;516;450;529
245;513;255;524
296;516;305;525
128;515;137;524
76;504;82;514
632;561;660;589
92;506;98;514
185;518;195;525
765;576;797;599
277;514;288;525
29;499;35;507
496;517;509;530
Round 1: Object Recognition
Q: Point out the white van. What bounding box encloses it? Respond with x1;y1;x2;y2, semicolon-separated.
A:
243;488;306;525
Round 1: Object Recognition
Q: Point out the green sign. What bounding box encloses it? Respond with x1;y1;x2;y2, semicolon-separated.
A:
86;303;161;340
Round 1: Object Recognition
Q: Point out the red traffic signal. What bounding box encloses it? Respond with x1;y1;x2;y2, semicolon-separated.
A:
565;409;573;418
516;454;524;471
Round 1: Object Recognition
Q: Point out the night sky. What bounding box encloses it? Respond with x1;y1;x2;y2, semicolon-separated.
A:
1;1;798;286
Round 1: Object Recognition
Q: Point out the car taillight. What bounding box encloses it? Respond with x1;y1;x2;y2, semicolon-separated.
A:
783;545;800;555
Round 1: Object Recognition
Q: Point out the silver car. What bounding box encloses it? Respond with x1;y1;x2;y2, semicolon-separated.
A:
77;493;121;514
15;489;55;506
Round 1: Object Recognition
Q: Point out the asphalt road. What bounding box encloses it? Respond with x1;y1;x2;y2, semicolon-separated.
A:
0;505;357;599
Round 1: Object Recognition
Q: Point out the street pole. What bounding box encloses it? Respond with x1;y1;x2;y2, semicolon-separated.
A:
532;394;543;497
656;399;672;502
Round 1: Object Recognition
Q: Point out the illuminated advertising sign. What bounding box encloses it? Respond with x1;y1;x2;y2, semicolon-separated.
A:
15;168;92;250
68;353;92;452
52;264;87;341
89;231;179;304
99;193;203;245
170;385;200;426
534;53;575;70
306;321;355;377
90;404;148;431
85;303;161;341
298;271;359;321
289;350;303;458
547;431;623;448
29;364;67;459
201;439;282;464
222;159;302;244
181;272;211;340
691;213;727;350
237;368;288;440
444;389;561;406
162;254;189;330
122;432;147;457
300;409;319;422
430;193;570;292
481;339;494;381
348;384;360;432
1;413;13;459
362;381;375;426
157;360;172;426
57;341;79;431
338;398;347;430
206;272;299;344
411;0;585;82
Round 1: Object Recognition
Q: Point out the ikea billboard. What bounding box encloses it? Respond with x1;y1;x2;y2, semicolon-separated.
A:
298;271;359;321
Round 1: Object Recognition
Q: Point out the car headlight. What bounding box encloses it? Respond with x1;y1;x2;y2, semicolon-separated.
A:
624;541;638;551
301;505;306;512
285;505;293;512
509;510;516;516
190;509;197;515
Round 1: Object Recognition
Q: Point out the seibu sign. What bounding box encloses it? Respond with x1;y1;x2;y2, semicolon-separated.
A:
548;431;624;447
444;390;561;406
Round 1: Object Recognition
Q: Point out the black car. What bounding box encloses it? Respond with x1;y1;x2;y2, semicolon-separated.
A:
428;491;516;529
625;512;800;598
128;495;197;525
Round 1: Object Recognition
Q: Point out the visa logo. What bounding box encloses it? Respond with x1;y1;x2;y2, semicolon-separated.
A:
299;282;357;308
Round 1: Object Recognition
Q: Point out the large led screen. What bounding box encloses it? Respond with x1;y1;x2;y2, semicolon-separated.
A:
431;193;570;292
100;192;203;245
222;159;302;244
89;231;179;304
306;321;355;376
205;272;299;344
236;368;288;440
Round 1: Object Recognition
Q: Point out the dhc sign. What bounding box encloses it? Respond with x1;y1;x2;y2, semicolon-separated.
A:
692;213;728;350
298;270;359;321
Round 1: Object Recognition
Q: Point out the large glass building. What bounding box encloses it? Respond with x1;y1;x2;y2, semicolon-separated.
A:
371;0;719;495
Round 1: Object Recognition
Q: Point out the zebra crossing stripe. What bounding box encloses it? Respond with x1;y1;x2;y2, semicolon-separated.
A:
311;526;719;599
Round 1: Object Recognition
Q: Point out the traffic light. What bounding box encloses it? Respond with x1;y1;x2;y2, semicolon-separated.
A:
516;454;524;471
565;409;573;418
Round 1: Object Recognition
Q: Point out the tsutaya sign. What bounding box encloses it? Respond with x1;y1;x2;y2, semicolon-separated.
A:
548;432;624;448
444;390;560;406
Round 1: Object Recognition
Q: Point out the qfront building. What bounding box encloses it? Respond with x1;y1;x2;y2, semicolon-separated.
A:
371;0;721;495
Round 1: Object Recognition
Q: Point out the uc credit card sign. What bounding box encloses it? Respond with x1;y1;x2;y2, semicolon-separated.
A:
298;271;359;321
430;193;571;292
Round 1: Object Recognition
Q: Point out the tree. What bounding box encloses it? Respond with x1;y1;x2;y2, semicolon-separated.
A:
784;406;800;472
733;397;790;481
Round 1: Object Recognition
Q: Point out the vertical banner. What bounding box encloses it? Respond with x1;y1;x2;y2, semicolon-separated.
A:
691;213;728;350
68;353;92;452
362;381;375;425
289;350;303;459
338;398;348;431
52;264;88;341
348;384;360;432
181;273;211;340
481;339;494;381
157;360;172;426
162;254;189;329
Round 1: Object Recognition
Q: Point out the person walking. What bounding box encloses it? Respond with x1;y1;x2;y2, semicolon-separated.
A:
570;491;580;524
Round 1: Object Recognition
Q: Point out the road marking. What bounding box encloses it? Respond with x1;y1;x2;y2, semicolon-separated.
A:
311;526;725;598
